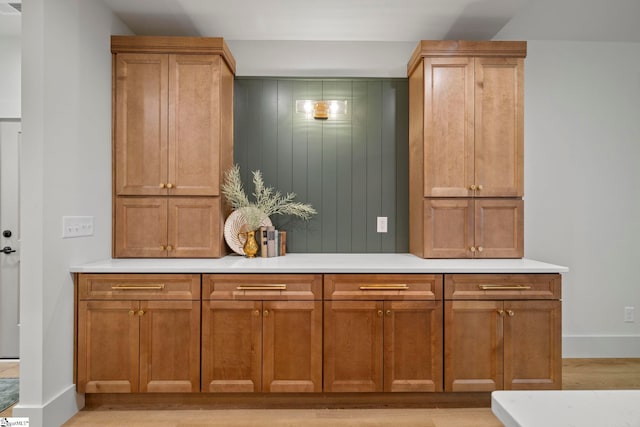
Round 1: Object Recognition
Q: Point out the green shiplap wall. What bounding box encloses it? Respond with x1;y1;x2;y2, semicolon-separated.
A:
234;78;409;253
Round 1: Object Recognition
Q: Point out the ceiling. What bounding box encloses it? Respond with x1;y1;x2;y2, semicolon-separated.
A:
2;0;640;42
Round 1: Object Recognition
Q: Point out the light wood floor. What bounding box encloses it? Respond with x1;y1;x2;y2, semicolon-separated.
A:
2;359;639;426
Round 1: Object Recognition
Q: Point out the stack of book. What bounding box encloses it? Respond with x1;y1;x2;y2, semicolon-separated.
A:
257;225;287;257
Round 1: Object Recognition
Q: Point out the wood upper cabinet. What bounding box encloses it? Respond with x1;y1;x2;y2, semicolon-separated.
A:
412;45;525;198
444;274;562;392
323;274;443;393
201;274;323;393
76;274;201;393
114;196;222;258
423;198;523;258
112;36;235;258
408;41;526;259
114;44;234;196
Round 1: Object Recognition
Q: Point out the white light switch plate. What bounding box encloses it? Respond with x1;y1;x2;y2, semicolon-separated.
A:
377;216;388;233
62;216;94;238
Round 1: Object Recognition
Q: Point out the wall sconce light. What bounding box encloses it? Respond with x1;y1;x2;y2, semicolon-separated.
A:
296;100;348;120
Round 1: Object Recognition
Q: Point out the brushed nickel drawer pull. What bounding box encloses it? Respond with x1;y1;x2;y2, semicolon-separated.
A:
237;284;287;291
359;284;409;290
112;284;165;290
479;284;532;290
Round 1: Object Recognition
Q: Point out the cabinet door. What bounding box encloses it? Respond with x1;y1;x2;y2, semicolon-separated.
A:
168;197;221;258
324;301;383;392
444;300;503;392
263;301;322;392
423;58;475;197
114;197;168;258
424;198;473;258
77;300;139;393
168;55;222;196
114;53;169;196
503;300;562;390
201;300;262;392
474;198;523;258
384;301;443;392
138;300;201;392
474;57;524;197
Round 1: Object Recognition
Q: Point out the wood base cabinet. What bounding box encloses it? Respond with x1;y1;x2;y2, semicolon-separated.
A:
444;274;562;392
201;274;323;393
76;274;201;393
323;274;443;392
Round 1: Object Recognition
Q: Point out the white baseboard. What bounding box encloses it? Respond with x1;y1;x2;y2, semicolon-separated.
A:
563;335;640;358
12;383;84;427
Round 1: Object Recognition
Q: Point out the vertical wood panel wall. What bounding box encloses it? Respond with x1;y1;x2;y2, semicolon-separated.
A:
234;78;408;253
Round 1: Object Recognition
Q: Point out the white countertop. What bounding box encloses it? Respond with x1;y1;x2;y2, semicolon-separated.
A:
492;390;640;427
70;254;568;274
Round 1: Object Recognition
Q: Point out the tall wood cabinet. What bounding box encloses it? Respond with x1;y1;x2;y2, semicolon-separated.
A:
112;36;235;258
323;274;443;392
76;274;201;393
201;274;323;393
408;41;526;258
444;274;562;392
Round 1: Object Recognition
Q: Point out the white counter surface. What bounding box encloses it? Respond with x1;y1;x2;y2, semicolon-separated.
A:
70;254;568;274
492;390;640;427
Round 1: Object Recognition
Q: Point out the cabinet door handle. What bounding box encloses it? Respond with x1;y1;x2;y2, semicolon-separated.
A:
137;310;145;316
470;246;476;252
477;246;484;252
359;284;409;290
166;183;174;189
477;184;483;191
385;310;392;316
112;284;165;291
237;284;287;291
159;183;166;188
478;284;532;291
253;310;260;317
497;309;505;316
377;310;383;317
506;310;515;317
263;310;269;317
129;310;135;316
470;184;477;191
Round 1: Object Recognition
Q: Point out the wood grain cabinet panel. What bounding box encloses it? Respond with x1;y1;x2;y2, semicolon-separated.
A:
112;36;235;258
423;198;523;258
202;275;323;393
76;274;201;394
408;41;526;259
115;196;222;258
444;274;562;392
324;275;443;393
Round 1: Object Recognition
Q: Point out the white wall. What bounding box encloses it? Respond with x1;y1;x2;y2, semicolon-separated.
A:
0;36;20;118
518;40;640;356
15;0;130;425
227;40;416;77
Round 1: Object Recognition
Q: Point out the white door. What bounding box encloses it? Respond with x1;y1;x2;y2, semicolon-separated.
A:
0;120;20;358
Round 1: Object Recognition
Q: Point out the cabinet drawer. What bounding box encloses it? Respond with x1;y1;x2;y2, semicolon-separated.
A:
78;274;200;300
324;274;442;300
203;274;322;300
445;274;561;300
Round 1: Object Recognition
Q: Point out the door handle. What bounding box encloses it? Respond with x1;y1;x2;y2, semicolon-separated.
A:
1;246;16;255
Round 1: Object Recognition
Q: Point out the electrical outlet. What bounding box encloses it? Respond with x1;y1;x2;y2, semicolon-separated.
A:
62;216;94;238
377;216;388;233
624;306;635;323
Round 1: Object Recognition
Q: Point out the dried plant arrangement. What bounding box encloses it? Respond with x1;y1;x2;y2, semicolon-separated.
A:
222;164;317;230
